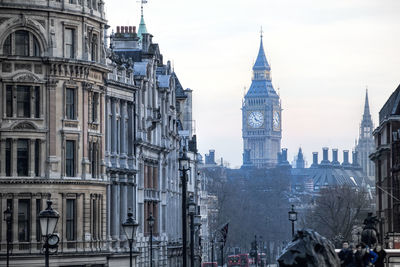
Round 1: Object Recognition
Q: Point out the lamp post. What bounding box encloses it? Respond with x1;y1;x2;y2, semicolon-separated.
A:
188;195;196;267
147;213;155;267
179;147;190;267
219;238;224;267
38;200;60;267
288;205;298;238
211;237;215;263
122;210;139;267
3;206;12;267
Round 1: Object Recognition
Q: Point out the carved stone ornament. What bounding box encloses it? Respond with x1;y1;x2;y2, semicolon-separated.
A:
12;73;41;83
13;121;36;130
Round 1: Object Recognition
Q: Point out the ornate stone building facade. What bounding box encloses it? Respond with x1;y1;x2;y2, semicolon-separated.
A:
242;34;282;168
0;0;109;266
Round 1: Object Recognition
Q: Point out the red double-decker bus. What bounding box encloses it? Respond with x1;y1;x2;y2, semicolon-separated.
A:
227;255;241;267
238;253;251;267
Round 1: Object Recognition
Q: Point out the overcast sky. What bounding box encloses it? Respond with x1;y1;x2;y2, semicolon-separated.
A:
107;0;400;168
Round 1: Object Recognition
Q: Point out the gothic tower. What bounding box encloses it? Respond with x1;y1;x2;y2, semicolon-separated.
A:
242;33;282;168
355;89;375;179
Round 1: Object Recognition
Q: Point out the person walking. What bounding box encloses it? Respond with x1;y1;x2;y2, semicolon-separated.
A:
362;246;377;266
339;241;352;267
373;244;386;267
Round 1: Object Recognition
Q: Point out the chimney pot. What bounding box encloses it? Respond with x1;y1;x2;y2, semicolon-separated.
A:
313;152;318;165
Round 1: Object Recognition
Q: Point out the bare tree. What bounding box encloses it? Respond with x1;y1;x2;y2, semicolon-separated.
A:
302;185;371;246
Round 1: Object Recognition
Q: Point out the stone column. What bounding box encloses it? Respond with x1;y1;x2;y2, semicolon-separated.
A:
31;198;37;248
0;139;5;176
111;98;116;155
12;199;18;243
40;140;46;177
111;174;120;242
106;183;111;244
30;86;35;118
29;139;35;177
12;85;16;118
12;139;17;177
119;175;127;242
77;193;84;251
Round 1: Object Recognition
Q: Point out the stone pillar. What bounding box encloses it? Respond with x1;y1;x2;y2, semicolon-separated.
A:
29;139;35;177
0;139;5;176
106;183;111;243
31;198;37;247
12;138;17;177
40;140;46;177
120;176;127;242
30;86;35;118
120;101;126;155
111;98;116;154
12;85;16;118
111;174;120;242
77;193;84;250
12;199;18;243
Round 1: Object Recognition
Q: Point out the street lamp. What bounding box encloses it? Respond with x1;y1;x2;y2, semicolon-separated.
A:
38;200;60;267
3;206;12;267
288;205;297;238
122;209;139;267
218;238;225;267
188;195;196;267
147;213;155;267
179;147;190;267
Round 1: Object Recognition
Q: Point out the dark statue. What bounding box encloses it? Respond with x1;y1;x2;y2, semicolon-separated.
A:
361;212;379;247
277;229;340;267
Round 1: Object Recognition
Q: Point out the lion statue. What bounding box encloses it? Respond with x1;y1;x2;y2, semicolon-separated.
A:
277;229;340;267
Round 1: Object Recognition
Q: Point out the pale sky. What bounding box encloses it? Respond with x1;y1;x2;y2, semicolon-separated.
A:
107;0;400;168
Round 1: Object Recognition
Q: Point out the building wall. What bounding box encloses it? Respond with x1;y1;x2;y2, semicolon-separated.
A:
0;1;109;265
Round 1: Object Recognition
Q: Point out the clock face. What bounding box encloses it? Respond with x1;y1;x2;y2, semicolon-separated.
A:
48;234;59;246
273;110;280;131
248;111;264;128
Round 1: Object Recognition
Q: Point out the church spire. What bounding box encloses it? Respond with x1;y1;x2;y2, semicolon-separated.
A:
363;88;371;119
138;0;148;42
253;31;270;71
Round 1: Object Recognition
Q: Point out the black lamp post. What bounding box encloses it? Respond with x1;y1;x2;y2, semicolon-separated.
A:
219;238;224;267
288;205;297;238
3;206;12;267
147;213;155;267
122;210;139;267
38;200;60;267
179;147;190;267
188;195;196;267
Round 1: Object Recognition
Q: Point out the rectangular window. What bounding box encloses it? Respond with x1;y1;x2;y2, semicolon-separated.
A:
15;30;29;56
65;28;75;59
17;139;29;176
35;86;40;118
66;140;75;177
5;139;11;176
35;139;40;177
17;86;30;118
90;142;98;178
18;199;30;242
66;199;76;241
92;93;98;122
91;34;98;61
4;35;11;55
36;199;41;241
66;88;75;119
6;85;13;117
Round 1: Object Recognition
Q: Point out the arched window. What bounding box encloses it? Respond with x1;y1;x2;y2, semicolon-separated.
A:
2;30;41;57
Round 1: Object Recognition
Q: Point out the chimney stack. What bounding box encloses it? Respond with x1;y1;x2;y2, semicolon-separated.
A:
332;149;340;166
321;147;330;164
121;26;125;33
282;148;288;162
117;26;120;33
311;152;318;167
129;26;133;33
124;26;128;33
352;151;359;167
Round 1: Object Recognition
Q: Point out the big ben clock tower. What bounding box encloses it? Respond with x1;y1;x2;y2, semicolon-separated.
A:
242;32;282;168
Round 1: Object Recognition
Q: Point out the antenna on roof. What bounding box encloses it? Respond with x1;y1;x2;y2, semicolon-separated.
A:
137;0;148;17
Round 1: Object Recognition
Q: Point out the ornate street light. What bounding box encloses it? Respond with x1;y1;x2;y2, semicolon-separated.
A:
288;205;297;238
179;147;190;267
3;206;12;267
122;209;139;267
147;213;155;267
38;200;60;267
188;195;196;267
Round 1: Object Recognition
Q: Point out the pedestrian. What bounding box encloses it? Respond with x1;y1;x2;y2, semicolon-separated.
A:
354;244;364;267
373;244;386;267
362;245;377;266
339;241;352;267
345;244;358;267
